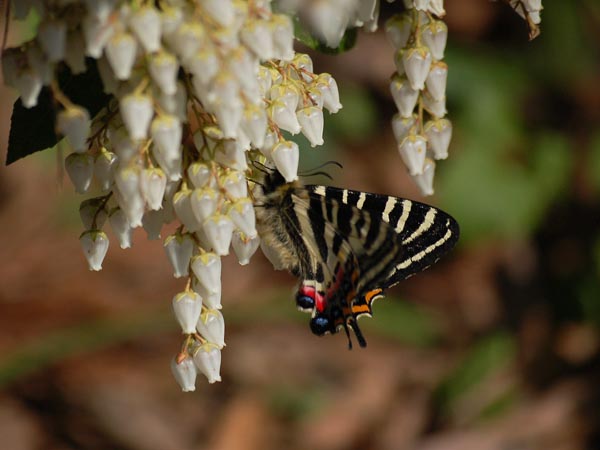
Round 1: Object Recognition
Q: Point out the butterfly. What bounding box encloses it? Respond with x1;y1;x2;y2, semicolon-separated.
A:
254;167;459;348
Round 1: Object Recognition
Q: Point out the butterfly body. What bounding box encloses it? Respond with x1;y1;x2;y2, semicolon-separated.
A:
254;169;459;348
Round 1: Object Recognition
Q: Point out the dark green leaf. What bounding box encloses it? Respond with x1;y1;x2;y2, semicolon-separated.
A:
6;58;110;165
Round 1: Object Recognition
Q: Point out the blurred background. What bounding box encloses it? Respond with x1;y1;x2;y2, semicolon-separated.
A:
1;1;599;449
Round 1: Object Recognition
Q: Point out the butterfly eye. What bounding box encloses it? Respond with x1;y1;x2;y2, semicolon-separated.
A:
295;294;315;311
310;315;331;336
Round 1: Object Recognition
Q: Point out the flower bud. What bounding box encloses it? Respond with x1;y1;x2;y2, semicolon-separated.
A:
271;140;299;182
385;14;412;49
297;106;324;147
82;15;114;58
425;61;448;101
424;118;452;160
203;214;234;256
188;162;212;189
172;291;203;334
129;6;162;54
222;171;248;199
192;278;222;309
171;356;197;392
105;32;138;80
227;199;257;238
390;75;419;118
80;230;109;271
269;99;301;135
149;50;179;95
421;20;447;61
140;168;167;210
270;82;300;113
164;232;194;278
65;152;94;194
401;46;432;91
196;309;225;348
120;93;154;141
241;104;268;149
109;208;133;249
94;149;117;191
232;232;260;265
151;115;182;163
398;134;427;176
392;113;417;144
191;253;221;295
316;73;342;113
413;158;435;196
57;106;91;153
173;186;201;232
190;187;218;223
37;19;67;63
193;343;222;383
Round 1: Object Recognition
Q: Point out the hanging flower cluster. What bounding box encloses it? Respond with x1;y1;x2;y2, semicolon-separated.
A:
2;0;341;390
2;0;542;390
384;2;449;196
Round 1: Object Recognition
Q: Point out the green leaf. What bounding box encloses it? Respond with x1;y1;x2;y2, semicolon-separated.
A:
6;59;110;165
293;17;357;54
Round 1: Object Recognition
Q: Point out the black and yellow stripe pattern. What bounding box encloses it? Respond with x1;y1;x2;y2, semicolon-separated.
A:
255;169;459;348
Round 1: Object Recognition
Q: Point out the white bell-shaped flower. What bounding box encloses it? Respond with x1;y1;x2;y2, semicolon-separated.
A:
57;106;91;153
192;278;222;309
257;65;272;95
105;32;138;80
214;139;247;171
203;214;234;256
191;253;221;295
172;22;205;60
172;291;203;334
149;50;179;95
173;186;201;232
241;19;274;60
37;19;67;62
307;0;349;48
269;99;301;135
316;73;342;113
413;158;436;196
428;0;446;17
193;343;222;384
392;113;417;144
151;114;182;162
161;6;184;38
82;15;114;58
164;232;194;278
129;6;162;53
385;14;412;49
232;232;260;265
259;129;278;159
297;106;324;147
222;171;248;199
15;70;42;108
196;309;225;349
120;93;154;141
80;230;109;271
425;118;452;160
271;14;294;61
114;167;145;227
109;208;133;249
64;32;87;74
94;149;116;191
188;162;212;188
390;75;419;118
271;140;299;182
171;356;197;392
422;92;446;118
241;104;268;148
426;61;448;101
398;134;427;176
190;187;218;223
199;0;234;27
79;198;108;230
65;152;94;194
227;198;257;238
140;167;167;210
402;46;433;91
157;82;188;122
421;20;447;61
270;82;300;113
142;209;163;240
109;126;138;163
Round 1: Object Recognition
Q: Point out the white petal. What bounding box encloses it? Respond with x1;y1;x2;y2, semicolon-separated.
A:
94;149;116;191
65;152;94;194
140;168;167;210
196;309;225;348
390;75;419;118
424;118;452;159
172;291;203;334
164;233;194;278
392;113;417;144
105;32;138;80
227;199;257;238
421;20;447;60
80;230;109;271
425;61;448;101
232;232;260;265
129;6;162;54
109;208;133;249
57;106;91;153
412;158;436;196
297;106;324;147
271;140;299;182
398;134;427;176
203;214;234;256
402;46;432;91
149;50;179;95
37;19;67;62
191;253;222;295
170;356;197;392
120;93;154;141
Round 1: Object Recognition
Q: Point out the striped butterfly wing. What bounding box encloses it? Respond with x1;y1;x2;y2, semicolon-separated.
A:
299;185;459;347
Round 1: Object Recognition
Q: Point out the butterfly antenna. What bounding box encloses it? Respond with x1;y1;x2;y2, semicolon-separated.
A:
342;322;353;350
